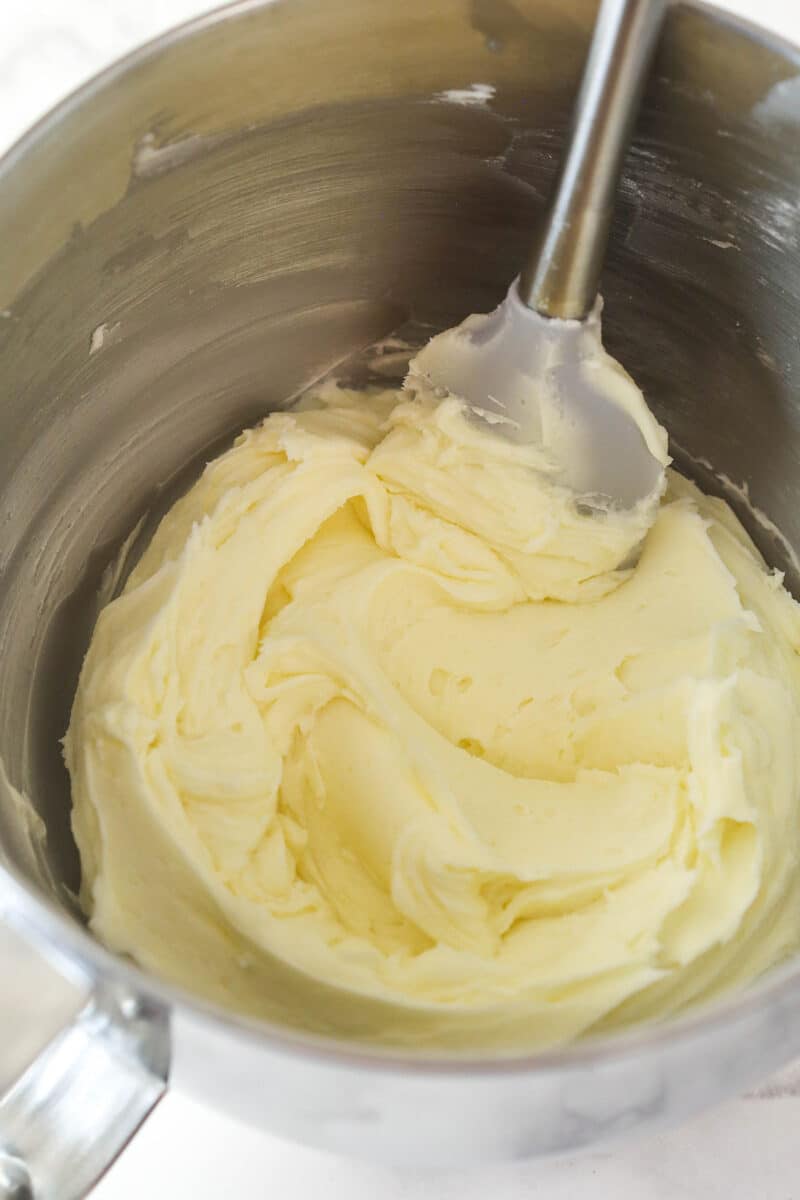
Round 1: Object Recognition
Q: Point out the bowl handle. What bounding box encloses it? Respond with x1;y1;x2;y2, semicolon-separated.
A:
0;921;168;1199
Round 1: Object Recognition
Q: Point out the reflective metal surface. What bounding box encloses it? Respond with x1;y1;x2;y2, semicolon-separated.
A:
2;0;800;1187
0;990;167;1200
519;0;667;318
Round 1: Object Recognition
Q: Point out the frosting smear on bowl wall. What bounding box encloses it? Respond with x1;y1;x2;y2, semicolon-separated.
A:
64;358;800;1050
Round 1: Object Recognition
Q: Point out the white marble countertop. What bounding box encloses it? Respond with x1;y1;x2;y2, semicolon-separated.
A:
3;1;800;1197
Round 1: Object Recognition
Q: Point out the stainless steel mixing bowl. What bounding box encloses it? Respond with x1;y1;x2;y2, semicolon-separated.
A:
2;0;800;1194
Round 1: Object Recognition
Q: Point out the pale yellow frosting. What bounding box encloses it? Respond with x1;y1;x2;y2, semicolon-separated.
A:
65;382;800;1050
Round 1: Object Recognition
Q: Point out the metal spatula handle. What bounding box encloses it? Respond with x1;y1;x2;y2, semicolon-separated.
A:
519;0;667;321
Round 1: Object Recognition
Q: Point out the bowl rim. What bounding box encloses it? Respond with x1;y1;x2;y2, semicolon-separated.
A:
2;0;800;1076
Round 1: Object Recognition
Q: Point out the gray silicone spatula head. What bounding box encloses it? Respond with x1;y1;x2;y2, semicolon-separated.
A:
407;0;669;509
